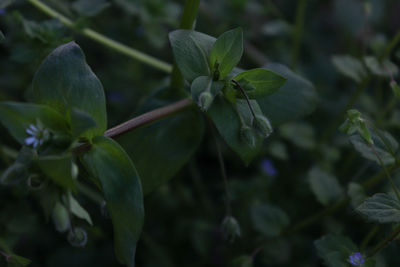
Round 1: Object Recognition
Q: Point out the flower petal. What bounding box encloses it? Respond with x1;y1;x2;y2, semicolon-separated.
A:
25;137;36;145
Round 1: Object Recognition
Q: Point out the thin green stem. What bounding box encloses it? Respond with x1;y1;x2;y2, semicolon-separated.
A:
368;223;400;257
370;144;400;201
170;0;201;90
27;0;172;73
380;31;400;61
290;0;307;69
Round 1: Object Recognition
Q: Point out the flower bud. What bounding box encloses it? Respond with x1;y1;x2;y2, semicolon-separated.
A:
52;202;70;233
221;216;241;243
253;115;273;138
68;227;88;247
198;91;213;111
71;163;79;180
240;126;257;147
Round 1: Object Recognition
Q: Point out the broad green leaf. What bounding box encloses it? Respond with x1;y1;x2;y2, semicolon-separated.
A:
32;42;107;139
36;154;76;190
349;130;398;165
70;108;98;138
250;203;289;237
169;30;215;82
260;63;317;125
210;27;243;79
72;0;110;17
332;55;367;82
208;96;263;165
364;56;399;77
233;68;286;99
67;192;93;225
308;167;343;206
347;182;366;209
117;90;204;195
0;102;68;145
81;136;144;266
357;193;400;223
314;235;358;267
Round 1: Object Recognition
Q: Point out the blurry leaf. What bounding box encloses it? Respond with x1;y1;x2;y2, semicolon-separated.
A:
72;0;110;17
260;239;291;265
357;193;400;223
70;108;98;138
234;68;286;99
210;27;243;78
349;130;398;165
334;0;364;35
347;182;366;209
117;90;204;195
37;154;76;191
81;136;144;266
280;122;315;150
169;30;215;82
308;167;343;206
191;76;224;110
332;55;367;82
33;42;107;139
261;20;291;37
364;56;399;77
7;254;31;267
67;193;93;225
0;0;14;8
267;141;288;160
250;203;289;237
260;63;317;125
314;234;358;267
0;30;4;43
0;102;68;145
232;255;253;267
208;96;263;165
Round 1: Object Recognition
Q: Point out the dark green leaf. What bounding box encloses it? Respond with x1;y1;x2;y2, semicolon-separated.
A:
210;28;243;78
36;154;76;190
81;136;144;266
260;63;317;125
308;166;343;206
72;0;110;17
67;192;93;225
208;96;263;165
250;203;289;237
364;56;398;77
32;42;107;139
314;234;358;267
234;68;286;99
332;55;367;82
0;102;68;145
280;122;315;150
70;108;98;138
169;30;215;82
357;193;400;223
117;92;204;195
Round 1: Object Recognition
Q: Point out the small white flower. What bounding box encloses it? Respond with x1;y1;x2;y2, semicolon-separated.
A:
24;122;50;148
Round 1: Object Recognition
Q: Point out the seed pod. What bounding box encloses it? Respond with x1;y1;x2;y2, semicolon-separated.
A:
68;227;88;247
221;216;241;243
52;202;70;233
253;115;273;138
198;91;214;111
240;126;257;147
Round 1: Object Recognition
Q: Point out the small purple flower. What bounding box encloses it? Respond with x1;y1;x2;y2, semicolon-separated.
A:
107;91;124;103
349;252;364;266
261;159;278;177
0;9;5;15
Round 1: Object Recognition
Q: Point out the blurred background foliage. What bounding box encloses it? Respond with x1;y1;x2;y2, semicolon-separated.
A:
1;0;400;266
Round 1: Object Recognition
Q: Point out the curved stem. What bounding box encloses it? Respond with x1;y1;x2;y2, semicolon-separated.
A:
104;98;193;138
232;80;257;120
26;0;172;73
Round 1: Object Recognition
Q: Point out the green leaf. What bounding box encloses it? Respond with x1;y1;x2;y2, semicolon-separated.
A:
210;27;243;79
1;147;35;185
70;108;98;138
280;122;316;150
233;68;286;99
0;102;68;145
67;192;93;225
349;130;398;165
72;0;110;17
308;166;343;206
357;193;400;223
260;63;317;125
314;234;358;267
169;30;215;82
36;154;77;190
332;55;367;82
191;76;224;110
208;96;263;165
8;254;32;267
81;136;144;266
250;203;289;237
32;42;107;139
117;90;204;195
364;56;399;77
